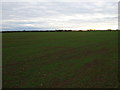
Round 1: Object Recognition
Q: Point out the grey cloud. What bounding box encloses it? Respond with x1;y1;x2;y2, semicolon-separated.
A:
2;2;117;19
2;1;118;30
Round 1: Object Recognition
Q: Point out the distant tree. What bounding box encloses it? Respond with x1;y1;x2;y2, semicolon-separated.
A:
78;30;83;32
116;29;119;31
107;29;112;31
87;29;94;31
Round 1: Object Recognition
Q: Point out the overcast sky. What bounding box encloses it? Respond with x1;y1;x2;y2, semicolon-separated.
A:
1;0;119;31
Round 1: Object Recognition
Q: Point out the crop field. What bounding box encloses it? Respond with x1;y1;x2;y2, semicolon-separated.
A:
3;31;118;88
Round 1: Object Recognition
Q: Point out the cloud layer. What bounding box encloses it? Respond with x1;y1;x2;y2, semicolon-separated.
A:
2;1;118;31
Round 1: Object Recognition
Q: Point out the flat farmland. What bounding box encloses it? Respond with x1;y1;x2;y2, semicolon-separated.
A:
2;31;118;88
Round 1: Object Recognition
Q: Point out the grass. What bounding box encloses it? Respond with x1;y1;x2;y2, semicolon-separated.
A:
3;31;118;88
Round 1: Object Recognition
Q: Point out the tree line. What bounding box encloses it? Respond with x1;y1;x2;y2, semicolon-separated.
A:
1;29;119;33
